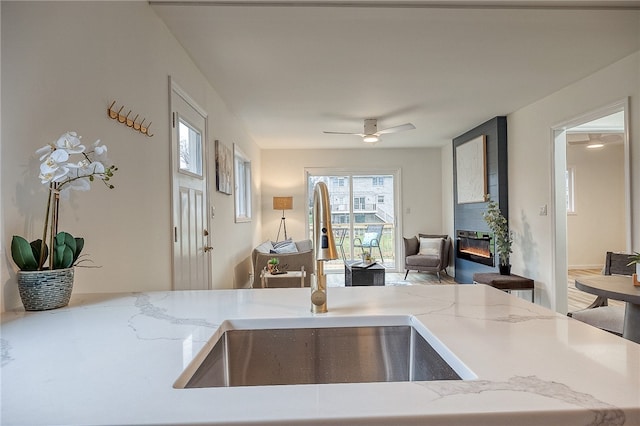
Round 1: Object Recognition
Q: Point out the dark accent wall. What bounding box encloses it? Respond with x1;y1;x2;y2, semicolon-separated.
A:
453;116;508;283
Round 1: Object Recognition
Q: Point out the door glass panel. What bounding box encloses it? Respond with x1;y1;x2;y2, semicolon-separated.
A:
307;173;396;271
179;119;203;177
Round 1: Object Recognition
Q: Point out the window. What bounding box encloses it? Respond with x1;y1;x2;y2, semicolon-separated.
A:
354;197;365;210
234;144;252;222
178;119;203;177
377;195;385;203
372;176;384;186
566;166;576;214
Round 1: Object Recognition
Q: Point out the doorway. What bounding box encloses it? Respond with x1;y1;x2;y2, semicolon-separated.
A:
170;79;212;290
305;169;401;272
552;98;631;313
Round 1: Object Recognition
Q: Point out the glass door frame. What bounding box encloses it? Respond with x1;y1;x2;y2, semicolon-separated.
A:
305;167;403;272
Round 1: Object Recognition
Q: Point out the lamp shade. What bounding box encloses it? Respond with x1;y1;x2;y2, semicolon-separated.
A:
273;196;293;210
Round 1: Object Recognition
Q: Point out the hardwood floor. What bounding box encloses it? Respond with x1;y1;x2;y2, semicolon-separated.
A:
567;268;624;312
328;267;623;313
326;269;455;287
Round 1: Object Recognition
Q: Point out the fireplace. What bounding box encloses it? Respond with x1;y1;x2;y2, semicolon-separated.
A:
456;230;494;267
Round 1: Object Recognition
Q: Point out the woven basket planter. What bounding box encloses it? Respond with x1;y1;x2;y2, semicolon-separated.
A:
17;267;74;311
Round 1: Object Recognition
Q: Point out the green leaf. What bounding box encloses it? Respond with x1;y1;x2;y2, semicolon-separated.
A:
11;236;38;271
73;238;84;263
30;239;48;268
53;245;74;269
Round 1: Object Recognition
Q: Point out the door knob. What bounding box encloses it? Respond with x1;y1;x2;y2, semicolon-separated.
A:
204;246;213;252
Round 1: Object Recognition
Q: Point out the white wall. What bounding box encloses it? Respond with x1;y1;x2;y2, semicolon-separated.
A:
507;50;639;311
1;2;261;310
567;143;626;269
260;148;445;267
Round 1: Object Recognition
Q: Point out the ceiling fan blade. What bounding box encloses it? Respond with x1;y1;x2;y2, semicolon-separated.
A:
377;123;416;135
322;130;364;136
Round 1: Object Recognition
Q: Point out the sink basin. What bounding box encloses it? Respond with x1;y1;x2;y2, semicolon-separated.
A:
175;316;474;388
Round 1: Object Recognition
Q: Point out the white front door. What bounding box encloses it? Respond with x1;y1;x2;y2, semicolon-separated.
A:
170;81;211;290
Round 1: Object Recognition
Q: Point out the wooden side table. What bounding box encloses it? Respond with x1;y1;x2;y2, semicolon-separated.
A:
260;267;306;288
473;272;534;302
345;261;385;286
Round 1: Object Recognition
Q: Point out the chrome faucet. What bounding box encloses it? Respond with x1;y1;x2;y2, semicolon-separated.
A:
311;181;338;313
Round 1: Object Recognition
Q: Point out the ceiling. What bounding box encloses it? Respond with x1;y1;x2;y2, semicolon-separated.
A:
151;1;640;150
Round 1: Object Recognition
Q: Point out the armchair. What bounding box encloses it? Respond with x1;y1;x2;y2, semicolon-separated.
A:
252;239;314;288
403;234;451;282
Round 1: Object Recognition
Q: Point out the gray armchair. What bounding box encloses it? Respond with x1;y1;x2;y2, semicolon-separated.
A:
252;239;315;288
403;234;451;282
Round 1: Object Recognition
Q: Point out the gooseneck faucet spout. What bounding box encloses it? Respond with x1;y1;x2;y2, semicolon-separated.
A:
311;181;338;313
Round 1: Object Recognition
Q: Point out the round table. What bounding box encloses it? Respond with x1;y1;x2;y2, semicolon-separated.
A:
574;275;640;343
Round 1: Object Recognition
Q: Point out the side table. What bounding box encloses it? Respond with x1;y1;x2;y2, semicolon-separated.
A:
260;267;306;288
345;261;385;286
473;272;534;302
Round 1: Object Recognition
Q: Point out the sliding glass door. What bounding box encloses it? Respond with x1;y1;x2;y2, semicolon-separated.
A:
306;169;399;272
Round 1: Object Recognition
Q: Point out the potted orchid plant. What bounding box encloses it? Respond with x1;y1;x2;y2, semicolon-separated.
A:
10;131;117;310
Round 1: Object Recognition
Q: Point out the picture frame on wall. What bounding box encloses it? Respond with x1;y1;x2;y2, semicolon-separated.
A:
455;135;487;204
215;139;232;195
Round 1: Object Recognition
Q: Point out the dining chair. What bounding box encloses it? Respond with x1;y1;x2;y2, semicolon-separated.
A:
568;251;635;336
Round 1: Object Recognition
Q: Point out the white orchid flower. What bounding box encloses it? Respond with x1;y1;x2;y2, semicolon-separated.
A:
93;139;108;156
55;131;85;154
41;149;70;169
66;159;90;170
36;144;55;161
88;161;106;174
39;163;69;184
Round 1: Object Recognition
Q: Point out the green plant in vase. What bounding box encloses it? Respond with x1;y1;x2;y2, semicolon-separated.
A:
483;198;513;275
10;131;117;310
267;257;280;273
627;252;640;286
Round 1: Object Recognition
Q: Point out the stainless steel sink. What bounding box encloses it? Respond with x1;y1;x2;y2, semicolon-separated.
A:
175;317;473;388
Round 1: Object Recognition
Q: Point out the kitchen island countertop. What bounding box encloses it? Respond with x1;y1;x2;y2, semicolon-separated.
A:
2;284;639;425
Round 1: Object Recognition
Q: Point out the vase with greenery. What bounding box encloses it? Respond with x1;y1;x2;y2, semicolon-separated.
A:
267;257;280;273
483;198;513;275
628;252;640;286
10;131;117;310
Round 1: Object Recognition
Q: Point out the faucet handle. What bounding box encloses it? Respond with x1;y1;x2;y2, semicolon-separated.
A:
311;290;326;308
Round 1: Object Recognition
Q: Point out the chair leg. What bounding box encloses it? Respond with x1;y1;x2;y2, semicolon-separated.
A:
339;245;346;262
436;272;441;283
376;246;384;264
404;270;409;280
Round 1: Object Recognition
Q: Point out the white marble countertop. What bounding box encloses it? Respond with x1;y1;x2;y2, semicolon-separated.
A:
2;285;639;425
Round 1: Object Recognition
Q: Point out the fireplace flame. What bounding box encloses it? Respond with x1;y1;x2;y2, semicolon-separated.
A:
460;248;491;259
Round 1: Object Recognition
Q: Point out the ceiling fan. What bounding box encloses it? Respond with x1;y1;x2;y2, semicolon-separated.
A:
323;118;415;143
566;132;622;148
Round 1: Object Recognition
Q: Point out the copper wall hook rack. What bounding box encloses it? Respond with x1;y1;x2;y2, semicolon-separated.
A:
107;100;154;137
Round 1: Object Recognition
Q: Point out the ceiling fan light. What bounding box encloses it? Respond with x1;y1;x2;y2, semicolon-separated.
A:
363;135;379;143
586;143;604;149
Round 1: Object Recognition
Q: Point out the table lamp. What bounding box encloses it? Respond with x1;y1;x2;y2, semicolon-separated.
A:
273;196;293;242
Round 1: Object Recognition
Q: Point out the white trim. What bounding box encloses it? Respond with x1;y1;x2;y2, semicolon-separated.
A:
550;97;631;314
568;264;604;270
170;77;207;118
233;144;252;223
169;76;211;290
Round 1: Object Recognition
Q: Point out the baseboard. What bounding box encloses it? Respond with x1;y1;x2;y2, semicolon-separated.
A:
568;264;603;270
